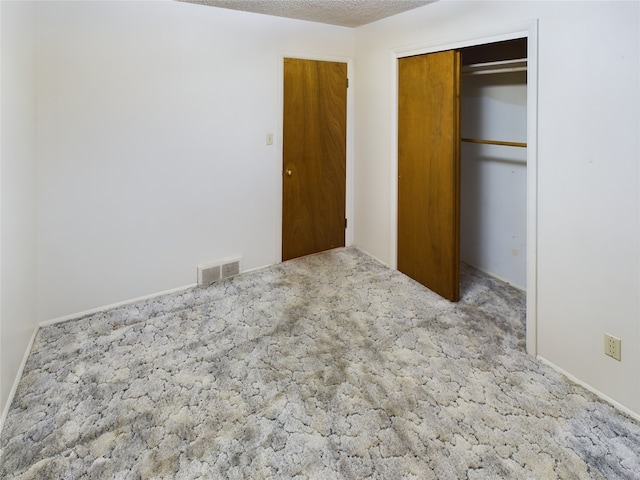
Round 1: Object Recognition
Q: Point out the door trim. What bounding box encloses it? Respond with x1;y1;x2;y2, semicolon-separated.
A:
277;52;354;263
389;20;539;356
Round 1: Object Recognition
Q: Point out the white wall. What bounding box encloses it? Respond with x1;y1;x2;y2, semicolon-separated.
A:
460;71;527;288
353;1;640;415
0;1;39;412
36;1;354;321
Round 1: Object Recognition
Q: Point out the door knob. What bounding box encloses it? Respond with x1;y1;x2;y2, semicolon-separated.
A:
285;169;293;177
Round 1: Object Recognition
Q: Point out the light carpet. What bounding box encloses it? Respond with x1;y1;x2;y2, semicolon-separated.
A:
1;247;639;479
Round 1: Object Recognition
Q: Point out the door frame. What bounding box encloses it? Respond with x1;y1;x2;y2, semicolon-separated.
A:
390;20;539;356
276;52;354;263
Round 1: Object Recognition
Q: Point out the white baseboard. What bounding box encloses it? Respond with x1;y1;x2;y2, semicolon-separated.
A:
241;263;273;275
537;355;640;423
352;245;390;268
39;283;197;328
0;325;39;435
462;261;526;292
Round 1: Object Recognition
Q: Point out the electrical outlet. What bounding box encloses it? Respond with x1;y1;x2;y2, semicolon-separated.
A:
604;333;621;361
266;133;274;145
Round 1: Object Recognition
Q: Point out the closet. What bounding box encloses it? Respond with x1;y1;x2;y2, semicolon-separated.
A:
460;39;527;290
397;38;527;301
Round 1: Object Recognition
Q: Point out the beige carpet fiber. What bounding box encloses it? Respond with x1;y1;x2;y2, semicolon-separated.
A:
1;247;639;479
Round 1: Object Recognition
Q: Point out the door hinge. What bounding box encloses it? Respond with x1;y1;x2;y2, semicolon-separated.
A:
346;78;349;88
345;218;348;228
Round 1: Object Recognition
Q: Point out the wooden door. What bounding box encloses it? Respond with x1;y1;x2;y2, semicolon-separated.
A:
282;58;347;261
397;50;461;301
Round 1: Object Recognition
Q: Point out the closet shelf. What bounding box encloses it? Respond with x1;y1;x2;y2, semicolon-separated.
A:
461;58;527;76
461;137;527;148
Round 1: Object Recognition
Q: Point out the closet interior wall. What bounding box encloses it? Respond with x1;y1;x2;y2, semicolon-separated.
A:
459;40;528;290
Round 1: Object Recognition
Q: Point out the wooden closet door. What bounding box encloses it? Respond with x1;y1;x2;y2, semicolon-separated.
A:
397;50;461;301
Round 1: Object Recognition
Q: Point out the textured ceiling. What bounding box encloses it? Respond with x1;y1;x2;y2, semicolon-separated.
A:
180;0;434;28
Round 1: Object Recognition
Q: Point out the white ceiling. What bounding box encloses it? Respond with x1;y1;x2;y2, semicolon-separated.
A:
180;0;434;28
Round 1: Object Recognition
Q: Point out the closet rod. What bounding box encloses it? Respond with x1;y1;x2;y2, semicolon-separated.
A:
461;58;527;76
461;137;527;148
461;66;527;76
